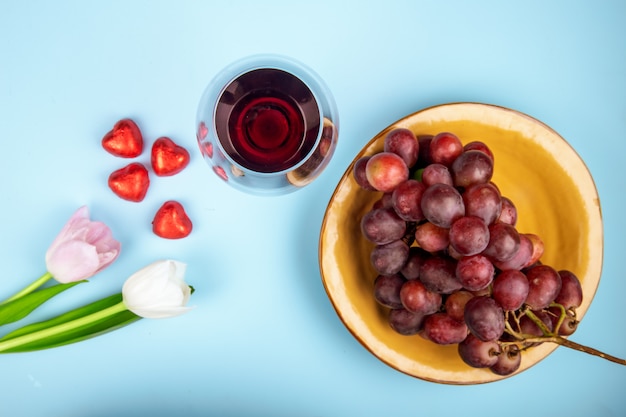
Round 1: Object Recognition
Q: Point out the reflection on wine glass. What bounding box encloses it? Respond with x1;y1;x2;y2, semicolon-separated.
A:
196;54;339;195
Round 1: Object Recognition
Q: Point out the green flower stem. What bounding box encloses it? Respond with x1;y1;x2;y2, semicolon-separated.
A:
0;280;84;326
0;300;127;353
0;272;53;305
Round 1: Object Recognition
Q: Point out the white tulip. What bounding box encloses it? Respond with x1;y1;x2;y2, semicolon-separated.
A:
122;260;193;319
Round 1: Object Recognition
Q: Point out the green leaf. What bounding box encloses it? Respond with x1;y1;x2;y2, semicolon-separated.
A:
0;281;85;326
0;310;140;353
0;293;125;341
0;294;140;353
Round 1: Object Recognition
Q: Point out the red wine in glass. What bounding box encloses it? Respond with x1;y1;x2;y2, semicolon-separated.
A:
215;68;321;173
196;55;339;195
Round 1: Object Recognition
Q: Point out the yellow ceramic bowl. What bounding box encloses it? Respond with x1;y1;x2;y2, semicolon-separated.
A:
319;102;603;384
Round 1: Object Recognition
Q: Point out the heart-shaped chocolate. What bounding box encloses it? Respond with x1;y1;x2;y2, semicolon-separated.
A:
151;137;190;176
102;119;144;158
108;163;150;202
152;200;193;239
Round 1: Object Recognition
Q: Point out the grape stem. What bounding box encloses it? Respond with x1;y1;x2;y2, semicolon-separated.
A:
502;305;626;366
517;336;626;366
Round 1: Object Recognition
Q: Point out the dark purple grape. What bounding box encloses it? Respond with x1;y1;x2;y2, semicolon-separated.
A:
451;150;494;187
464;296;505;342
422;313;468;345
373;274;406;309
482;222;521;262
492;270;529;311
421;163;453;187
400;247;429;280
384;128;419;168
555;270;583;309
490;345;521;375
416;135;434;167
353;156;376;190
360;207;406;245
414;222;450;253
458;333;501;368
420;183;465;228
525;265;562;310
388;308;426;335
370;239;410;275
449;216;490;256
444;290;474;322
399;279;442;315
456;254;495;292
462;183;502;226
419;256;463;294
391;179;426;222
498;196;517;226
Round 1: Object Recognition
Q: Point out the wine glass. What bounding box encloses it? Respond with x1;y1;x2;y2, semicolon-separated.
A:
196;54;339;195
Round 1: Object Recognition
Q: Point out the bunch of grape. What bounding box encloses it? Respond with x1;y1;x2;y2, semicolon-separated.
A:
354;129;583;376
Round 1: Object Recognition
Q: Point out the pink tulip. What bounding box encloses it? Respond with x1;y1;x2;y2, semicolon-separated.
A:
45;206;121;283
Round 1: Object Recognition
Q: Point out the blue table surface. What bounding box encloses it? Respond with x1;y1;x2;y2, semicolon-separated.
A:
1;1;625;416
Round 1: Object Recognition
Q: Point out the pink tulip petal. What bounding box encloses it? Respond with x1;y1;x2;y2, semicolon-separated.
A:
46;240;100;283
45;206;121;283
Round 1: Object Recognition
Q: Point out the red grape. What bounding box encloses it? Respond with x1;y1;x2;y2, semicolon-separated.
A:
361;207;406;245
451;150;494;187
464;296;505;342
458;333;501;368
353;156;376;190
370;239;410;275
421;163;453;187
492;270;529;311
444;290;474;322
419;255;463;294
400;247;429;280
422;313;468;345
414;222;450;253
498;196;517;226
365;152;409;192
490;345;521;375
449;216;490;256
373;274;406;309
391;179;426;222
548;306;578;336
456;254;494;291
483;222;521;262
493;233;532;271
463;141;494;161
555;270;583;309
519;310;553;340
389;308;426;335
400;279;442;315
421;183;465;228
525;265;562;310
462;182;502;225
430;132;463;166
384;128;419;168
525;233;545;267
